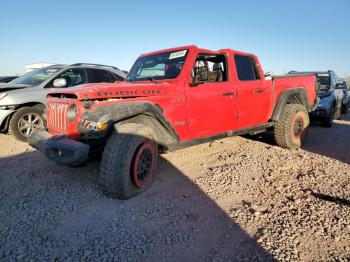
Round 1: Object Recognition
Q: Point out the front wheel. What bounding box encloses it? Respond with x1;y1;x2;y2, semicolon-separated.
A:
9;107;44;142
274;104;310;149
98;123;158;199
322;106;335;128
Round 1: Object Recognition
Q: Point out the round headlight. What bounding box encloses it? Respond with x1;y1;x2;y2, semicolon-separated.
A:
67;104;77;122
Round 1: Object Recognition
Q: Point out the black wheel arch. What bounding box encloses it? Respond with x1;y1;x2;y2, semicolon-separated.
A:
1;102;46;132
15;102;46;111
271;88;312;122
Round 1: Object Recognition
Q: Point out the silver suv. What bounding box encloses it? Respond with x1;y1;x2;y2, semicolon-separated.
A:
0;63;126;141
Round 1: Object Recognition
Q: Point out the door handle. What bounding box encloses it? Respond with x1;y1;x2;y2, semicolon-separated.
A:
255;89;265;94
223;91;234;96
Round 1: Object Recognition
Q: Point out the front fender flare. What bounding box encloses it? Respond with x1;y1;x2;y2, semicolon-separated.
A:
79;101;179;146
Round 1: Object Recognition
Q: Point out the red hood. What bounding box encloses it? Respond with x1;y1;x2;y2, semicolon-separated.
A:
48;81;170;100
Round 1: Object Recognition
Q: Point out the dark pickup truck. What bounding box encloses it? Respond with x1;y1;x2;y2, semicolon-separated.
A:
336;79;350;114
289;70;343;127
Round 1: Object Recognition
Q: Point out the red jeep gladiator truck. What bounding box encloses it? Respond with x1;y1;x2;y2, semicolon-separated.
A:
29;45;317;199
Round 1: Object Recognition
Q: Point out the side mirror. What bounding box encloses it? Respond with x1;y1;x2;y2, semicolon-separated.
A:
53;78;67;88
264;72;272;80
189;75;201;87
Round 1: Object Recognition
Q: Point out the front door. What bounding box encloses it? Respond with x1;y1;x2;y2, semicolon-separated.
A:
185;54;237;140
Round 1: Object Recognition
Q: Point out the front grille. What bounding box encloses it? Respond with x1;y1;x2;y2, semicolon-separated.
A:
46;100;70;133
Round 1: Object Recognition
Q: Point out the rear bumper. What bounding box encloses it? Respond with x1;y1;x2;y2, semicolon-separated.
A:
28;129;90;166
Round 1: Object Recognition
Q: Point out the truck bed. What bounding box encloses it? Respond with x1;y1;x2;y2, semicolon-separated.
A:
272;74;317;110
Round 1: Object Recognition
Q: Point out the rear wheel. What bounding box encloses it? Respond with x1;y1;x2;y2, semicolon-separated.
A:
9;107;44;142
274;104;310;149
341;102;349;114
98;123;158;199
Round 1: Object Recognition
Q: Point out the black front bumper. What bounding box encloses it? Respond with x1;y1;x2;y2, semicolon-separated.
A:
28;130;90;166
310;108;329;119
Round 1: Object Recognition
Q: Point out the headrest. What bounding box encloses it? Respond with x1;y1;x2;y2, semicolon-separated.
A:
213;63;222;71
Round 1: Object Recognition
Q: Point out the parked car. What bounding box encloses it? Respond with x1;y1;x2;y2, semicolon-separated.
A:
336;79;350;114
0;76;19;83
29;45;318;199
0;63;126;141
288;70;343;127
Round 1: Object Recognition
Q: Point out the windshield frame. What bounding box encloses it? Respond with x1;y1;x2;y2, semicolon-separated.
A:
126;49;189;82
9;67;63;86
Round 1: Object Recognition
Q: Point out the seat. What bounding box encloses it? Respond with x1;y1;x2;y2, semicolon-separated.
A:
213;63;224;82
208;71;218;81
165;63;180;78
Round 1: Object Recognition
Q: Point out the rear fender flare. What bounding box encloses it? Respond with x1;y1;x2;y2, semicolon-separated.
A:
271;88;311;121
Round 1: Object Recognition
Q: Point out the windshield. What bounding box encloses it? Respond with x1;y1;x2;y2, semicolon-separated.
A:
316;74;330;86
126;50;188;82
336;81;347;89
10;67;62;85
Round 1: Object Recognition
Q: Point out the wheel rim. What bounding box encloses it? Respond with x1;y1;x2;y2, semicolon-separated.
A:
17;113;44;137
294;118;304;138
292;116;305;141
132;143;155;188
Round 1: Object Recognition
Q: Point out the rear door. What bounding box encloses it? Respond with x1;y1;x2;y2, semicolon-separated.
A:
233;54;272;129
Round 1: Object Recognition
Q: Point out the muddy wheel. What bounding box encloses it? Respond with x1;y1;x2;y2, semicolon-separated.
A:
98;123;158;199
274;104;310;149
9;107;44;142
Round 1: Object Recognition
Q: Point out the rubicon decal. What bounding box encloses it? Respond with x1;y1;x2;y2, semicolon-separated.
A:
97;90;161;96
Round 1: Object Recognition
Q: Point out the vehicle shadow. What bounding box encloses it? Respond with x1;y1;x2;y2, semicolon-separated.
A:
302;115;350;164
0;149;274;261
310;191;350;207
245;114;350;165
242;131;275;147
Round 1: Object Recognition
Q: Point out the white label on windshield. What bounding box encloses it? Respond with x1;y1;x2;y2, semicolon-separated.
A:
169;50;187;60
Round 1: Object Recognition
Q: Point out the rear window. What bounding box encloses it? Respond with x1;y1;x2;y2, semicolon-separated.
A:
234;55;260;81
316;74;330;86
89;69;115;83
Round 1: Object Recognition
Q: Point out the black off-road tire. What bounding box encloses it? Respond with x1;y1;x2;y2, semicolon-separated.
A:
98;123;158;199
274;104;310;149
9;107;44;142
322;106;335;128
341;102;349;114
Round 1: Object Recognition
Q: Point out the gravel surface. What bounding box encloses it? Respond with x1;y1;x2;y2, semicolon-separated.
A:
0;115;350;261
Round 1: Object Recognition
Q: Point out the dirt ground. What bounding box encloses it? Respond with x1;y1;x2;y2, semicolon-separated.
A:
0;115;349;261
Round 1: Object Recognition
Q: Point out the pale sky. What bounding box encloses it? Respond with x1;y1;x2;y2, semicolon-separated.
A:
0;0;349;77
